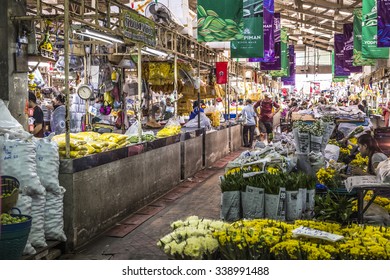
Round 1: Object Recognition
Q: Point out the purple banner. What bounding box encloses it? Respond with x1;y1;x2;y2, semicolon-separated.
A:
282;45;295;86
249;0;274;62
343;23;362;73
261;13;281;70
334;34;351;77
378;0;390;47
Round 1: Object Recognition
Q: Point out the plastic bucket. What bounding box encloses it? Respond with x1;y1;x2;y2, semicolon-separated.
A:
0;214;32;260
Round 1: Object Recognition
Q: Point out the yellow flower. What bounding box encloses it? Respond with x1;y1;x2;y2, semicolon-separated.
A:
267;167;280;174
349;137;358;145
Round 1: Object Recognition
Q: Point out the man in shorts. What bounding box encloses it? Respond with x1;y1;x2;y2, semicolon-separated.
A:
254;93;280;143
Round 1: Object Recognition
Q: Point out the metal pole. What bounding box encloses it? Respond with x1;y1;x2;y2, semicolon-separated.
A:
197;59;201;129
236;60;238;117
174;54;178;117
227;62;230;122
137;43;143;142
64;0;70;158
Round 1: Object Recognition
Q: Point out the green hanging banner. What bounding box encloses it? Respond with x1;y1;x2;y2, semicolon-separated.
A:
197;0;244;42
332;51;348;82
270;28;288;77
230;0;264;58
353;9;376;66
362;0;389;59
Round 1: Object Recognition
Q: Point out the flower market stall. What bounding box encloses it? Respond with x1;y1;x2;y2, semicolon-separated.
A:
154;100;390;260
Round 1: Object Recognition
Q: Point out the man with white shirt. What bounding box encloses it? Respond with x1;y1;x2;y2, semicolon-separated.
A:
237;99;257;147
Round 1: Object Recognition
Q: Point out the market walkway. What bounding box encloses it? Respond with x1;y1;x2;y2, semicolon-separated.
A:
59;149;245;260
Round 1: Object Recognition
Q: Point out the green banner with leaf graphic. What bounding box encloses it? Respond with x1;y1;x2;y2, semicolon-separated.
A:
353;9;376;66
197;0;244;42
270;28;288;77
362;0;389;59
332;51;348;82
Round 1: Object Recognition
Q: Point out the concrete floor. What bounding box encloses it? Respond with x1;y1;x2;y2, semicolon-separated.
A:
59;149;244;260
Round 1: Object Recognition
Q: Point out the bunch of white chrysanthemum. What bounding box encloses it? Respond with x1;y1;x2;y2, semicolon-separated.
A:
157;216;227;259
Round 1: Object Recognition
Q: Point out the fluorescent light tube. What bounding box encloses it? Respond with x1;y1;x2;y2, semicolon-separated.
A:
143;47;168;57
83;29;124;43
74;31;113;44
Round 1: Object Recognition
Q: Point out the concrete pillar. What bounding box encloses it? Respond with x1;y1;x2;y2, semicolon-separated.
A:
0;0;28;127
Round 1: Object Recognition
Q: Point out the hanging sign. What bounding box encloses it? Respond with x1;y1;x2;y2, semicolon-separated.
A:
269;28;288;77
282;45;295;86
343;23;362;73
122;10;156;47
197;0;244;42
248;0;274;62
332;51;348;82
230;0;264;58
353;9;376;66
362;0;389;58
216;62;228;84
334;34;351;77
377;0;390;47
261;13;281;70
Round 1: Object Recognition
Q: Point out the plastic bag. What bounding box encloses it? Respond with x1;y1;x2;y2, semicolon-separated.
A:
184;113;211;129
45;187;66;242
125;120;140;136
0;99;23;129
324;144;340;162
376;159;390;183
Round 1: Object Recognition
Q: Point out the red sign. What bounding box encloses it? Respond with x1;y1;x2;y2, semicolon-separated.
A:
216;62;228;84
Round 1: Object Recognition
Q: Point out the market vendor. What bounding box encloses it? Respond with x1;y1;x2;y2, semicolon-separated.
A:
254;93;280;142
357;133;388;175
28;91;44;138
189;100;204;121
50;94;66;135
162;97;175;120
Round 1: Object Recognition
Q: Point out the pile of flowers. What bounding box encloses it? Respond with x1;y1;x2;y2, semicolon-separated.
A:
352;191;390;213
156;216;228;259
316;167;337;186
158;218;390;260
350;153;369;171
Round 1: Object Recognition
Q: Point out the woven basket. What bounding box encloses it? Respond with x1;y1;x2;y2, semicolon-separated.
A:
1;176;20;213
0;214;32;260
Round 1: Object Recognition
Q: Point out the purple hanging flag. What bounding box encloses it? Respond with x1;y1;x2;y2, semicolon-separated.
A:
343;23;362;73
377;0;390;47
282;45;295;86
334;34;351;77
261;13;281;70
249;0;274;62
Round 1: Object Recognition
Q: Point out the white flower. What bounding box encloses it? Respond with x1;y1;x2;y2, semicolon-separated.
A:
210;220;226;230
171;220;185;229
169;241;186;256
184;237;205;259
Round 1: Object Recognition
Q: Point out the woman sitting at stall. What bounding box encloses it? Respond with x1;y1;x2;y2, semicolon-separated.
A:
357;133;388;175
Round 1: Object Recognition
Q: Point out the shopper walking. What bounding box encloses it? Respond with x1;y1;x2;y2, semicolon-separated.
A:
237;99;257;147
254;93;280;142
